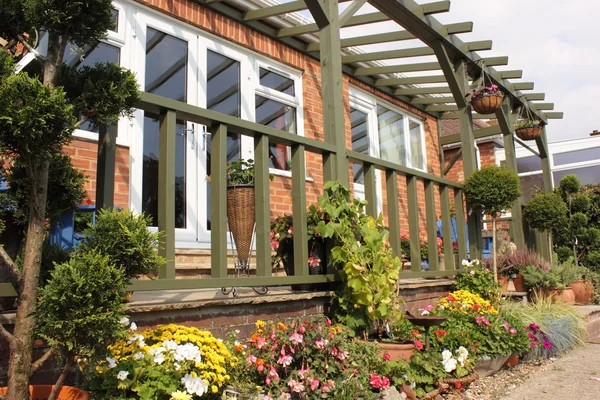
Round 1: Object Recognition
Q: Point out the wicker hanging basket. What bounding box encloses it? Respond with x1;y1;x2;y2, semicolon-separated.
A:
227;185;255;263
471;94;504;114
515;126;542;141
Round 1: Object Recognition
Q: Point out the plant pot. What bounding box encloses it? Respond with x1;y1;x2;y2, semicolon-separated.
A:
435;371;479;395
471;94;504;114
0;385;88;400
556;287;576;305
504;354;519;367
515;126;542;141
474;355;511;377
378;341;416;362
512;274;527;292
498;276;509;292
281;238;327;291
227;185;255;265
571;280;594;305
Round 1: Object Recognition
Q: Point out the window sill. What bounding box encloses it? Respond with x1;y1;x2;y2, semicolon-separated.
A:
269;168;314;182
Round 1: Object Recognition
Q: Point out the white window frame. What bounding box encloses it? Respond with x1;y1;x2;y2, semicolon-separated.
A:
253;59;304;177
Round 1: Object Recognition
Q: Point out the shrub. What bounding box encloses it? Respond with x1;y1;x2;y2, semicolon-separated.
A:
86;324;233;399
454;259;502;302
34;250;127;384
523;192;568;233
558;174;580;199
463;166;521;216
78;208;166;280
494;248;550;276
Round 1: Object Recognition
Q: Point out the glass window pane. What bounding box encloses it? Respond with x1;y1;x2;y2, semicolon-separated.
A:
351;108;369;185
206;50;241;230
409;119;424;170
142;28;188;228
110;8;119;32
554;165;600;186
520;174;544;202
517;156;542;173
553;147;600;166
259;68;294;96
255;95;297;170
377;105;405;166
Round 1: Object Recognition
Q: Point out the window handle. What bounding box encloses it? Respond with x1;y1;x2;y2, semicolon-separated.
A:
201;126;209;151
185;124;195;150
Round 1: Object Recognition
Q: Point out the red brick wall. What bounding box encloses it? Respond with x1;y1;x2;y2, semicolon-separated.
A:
443;141;496;184
65;0;446;240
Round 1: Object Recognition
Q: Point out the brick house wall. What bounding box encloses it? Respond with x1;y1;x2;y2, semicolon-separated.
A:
64;0;445;240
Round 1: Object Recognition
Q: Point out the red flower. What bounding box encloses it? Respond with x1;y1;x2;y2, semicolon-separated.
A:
414;339;424;350
383;352;391;361
86;199;93;205
434;329;447;337
454;381;462;389
472;304;481;311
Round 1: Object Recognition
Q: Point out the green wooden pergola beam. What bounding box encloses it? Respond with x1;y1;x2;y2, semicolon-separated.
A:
439;125;502;146
520;93;545;101
354;61;439;76
540;112;563;119
514;137;541;157
376;74;447;86
411;96;455;105
244;1;308;21
304;0;330;29
422;1;451;15
442;147;462;176
440;112;496;119
339;0;369;26
278;11;387;37
396;86;451;95
531;103;554;111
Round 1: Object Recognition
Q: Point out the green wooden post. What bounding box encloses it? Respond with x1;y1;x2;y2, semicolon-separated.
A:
454;188;468;262
319;0;348;185
210;123;228;279
95;124;117;210
425;180;439;271
407;175;421;271
495;99;526;248
535;128;554;260
292;144;308;278
254;134;271;277
364;162;378;217
432;42;482;259
386;170;402;258
158;110;176;280
439;185;454;270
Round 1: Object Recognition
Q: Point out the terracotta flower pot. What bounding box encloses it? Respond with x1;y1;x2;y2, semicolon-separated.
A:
378;341;416;362
512;274;527;292
559;288;576;305
0;385;88;400
504;354;519;367
498;276;509;292
571;280;594;305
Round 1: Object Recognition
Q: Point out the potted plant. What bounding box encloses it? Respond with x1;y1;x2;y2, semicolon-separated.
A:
28;250;128;400
523;192;568;264
454;259;502;302
496;249;550;293
470;84;504;114
515;119;543;141
522;264;565;301
463;166;521;283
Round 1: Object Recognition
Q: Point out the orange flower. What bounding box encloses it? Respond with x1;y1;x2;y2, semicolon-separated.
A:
277;322;288;331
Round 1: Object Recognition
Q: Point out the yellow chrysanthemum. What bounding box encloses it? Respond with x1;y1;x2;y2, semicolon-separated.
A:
170;390;192;400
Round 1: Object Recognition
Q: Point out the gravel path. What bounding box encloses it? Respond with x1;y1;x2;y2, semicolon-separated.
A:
499;344;600;400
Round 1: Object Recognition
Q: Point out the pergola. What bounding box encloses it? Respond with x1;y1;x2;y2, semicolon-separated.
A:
192;0;560;258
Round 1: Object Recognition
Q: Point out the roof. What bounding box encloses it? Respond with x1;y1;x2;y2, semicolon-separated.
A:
441;119;489;137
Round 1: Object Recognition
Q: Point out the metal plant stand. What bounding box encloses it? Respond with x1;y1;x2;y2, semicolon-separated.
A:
220;223;269;297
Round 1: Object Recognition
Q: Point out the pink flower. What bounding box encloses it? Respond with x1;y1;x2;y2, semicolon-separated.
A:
289;331;303;345
370;374;382;389
425;304;434;312
326;318;332;328
321;384;330;393
308;256;321;267
277;354;292;367
288;227;293;235
256;336;267;349
271;240;280;251
414;339;424;350
509;328;517;335
246;355;257;365
383;352;391;361
543;341;552;349
381;376;390;390
330;346;338;357
310;379;319;391
287;379;305;393
268;366;280;381
298;366;310;379
315;338;329;349
337;350;349;360
475;316;490;326
299;325;305;334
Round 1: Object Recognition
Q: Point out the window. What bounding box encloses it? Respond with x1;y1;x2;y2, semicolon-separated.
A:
517;156;542;174
141;27;188;228
553;147;600;166
351;108;370;184
255;66;301;171
554;165;600;186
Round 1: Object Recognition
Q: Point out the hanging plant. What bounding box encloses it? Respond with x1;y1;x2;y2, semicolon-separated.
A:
515;119;543;141
470;84;504;114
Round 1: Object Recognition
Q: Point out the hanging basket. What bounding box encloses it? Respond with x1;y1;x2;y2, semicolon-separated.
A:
227;185;255;263
471;93;504;114
515;126;542;141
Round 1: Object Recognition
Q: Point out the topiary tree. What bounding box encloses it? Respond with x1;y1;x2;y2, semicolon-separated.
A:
523;192;568;264
0;1;139;396
463;165;521;283
77;208;166;281
34;250;127;400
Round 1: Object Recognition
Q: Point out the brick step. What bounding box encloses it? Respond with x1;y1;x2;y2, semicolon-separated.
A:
173;248;262;279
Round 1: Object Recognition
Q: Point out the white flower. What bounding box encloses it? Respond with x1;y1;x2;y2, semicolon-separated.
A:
441;349;453;362
442;357;457;373
117;370;129;380
133;352;144;360
119;317;130;326
163;340;178;351
127;333;145;346
181;374;209;397
438;305;445;310
456;346;469;367
148;346;166;356
130;322;138;331
174;343;202;363
461;259;470;266
153;353;165;365
421;310;430;316
106;357;117;369
174;362;181;371
470;270;475;276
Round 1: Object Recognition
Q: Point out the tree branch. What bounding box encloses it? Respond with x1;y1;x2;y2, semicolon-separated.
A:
17;34;46;61
30;347;55;376
0;246;22;282
0;322;15;347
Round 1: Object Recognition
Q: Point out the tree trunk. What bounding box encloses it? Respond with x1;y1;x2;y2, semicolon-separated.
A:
47;358;72;400
548;232;553;265
492;217;498;283
5;162;50;400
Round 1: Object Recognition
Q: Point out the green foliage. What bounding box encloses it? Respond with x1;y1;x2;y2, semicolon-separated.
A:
0;50;14;79
22;0;114;49
34;250;126;360
61;62;139;128
454;260;502;302
222;158;274;186
558;174;580;197
522;265;564;290
78;209;166;280
586;251;600;271
463;165;521;216
515;119;541;130
523;192;568;232
0;72;76;163
495;248;550;276
6;153;86;224
571;194;591;213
